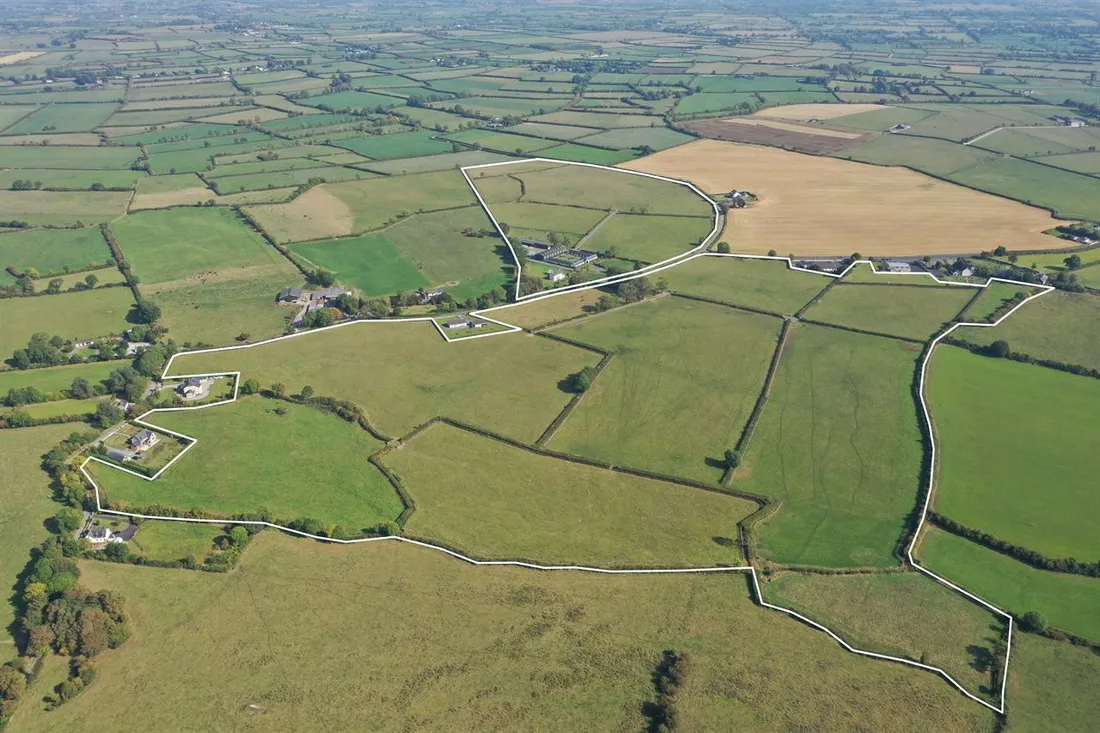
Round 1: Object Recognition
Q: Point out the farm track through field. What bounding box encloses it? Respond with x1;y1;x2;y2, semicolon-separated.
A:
75;157;1061;715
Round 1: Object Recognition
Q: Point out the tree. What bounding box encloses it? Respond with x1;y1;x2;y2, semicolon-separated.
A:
229;526;250;547
47;278;63;294
241;378;261;395
1020;610;1047;633
93;401;124;429
69;377;93;400
1064;254;1083;270
300;385;314;399
132;299;161;324
716;241;731;254
987;340;1010;358
724;449;741;470
570;365;597;393
310;268;336;287
53;508;82;534
993;245;1007;257
102;542;130;564
271;383;286;398
134;346;166;378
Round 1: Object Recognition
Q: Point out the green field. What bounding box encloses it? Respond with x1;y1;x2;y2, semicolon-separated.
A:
742;324;923;567
5;102;119;133
292;233;430;296
111;207;291;284
171;322;598;442
958;282;1037;322
0;168;145;191
0;226;113;276
488;201;605;235
146;273;302;346
7;533;991;731
446;128;558;154
580;213;712;263
8;397;103;419
91;397;403;531
803;283;975;341
0;423;85;647
955;291;1100;371
928;346;1100;559
1005;633;1100;732
918;527;1100;641
538;143;639;165
0;190;131;226
130;521;226;563
574;127;695;151
549;297;782;484
662;257;830;314
0;145;138;170
0;287;134;360
358;149;513;175
0;359;124;396
388;423;757;566
948;157;1100;222
516;164;712;217
336;130;454;159
764;571;1004;701
838;134;998;176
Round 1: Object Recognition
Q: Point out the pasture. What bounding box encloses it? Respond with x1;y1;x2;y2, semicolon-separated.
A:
170;322;599;442
764;570;1004;701
0;168;145;190
918;527;1100;641
292;233;431;297
0;145;138;169
387;423;756;566
0;226;113;276
580;213;711;263
622;140;1065;256
515;163;713;217
490;288;607;330
928;346;1100;559
954;291;1100;371
1005;634;1100;732
0;424;83;647
91;397;403;531
130;521;225;564
111;207;291;284
802;283;974;341
548;297;782;484
336;130;454;159
741;324;924;568
0;287;134;360
0;190;131;225
8;533;991;731
4;102;119;133
959;282;1039;323
0;359;123;396
661;256;830;314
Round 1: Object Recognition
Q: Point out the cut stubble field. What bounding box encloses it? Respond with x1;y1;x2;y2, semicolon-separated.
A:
621;139;1066;256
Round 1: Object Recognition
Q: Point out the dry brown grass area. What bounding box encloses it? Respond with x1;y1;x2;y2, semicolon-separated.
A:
621;139;1064;256
754;103;889;120
728;118;864;139
243;186;355;242
130;186;295;210
0;51;44;65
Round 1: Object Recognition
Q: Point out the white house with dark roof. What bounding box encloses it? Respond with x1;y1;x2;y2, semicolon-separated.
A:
130;429;159;452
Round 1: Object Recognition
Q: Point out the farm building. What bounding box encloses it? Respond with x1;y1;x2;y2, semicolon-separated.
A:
130;429;159;451
885;261;912;273
547;269;566;283
520;238;599;270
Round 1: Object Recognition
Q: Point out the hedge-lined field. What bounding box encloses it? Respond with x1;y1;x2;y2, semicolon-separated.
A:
90;397;403;531
661;257;830;314
742;324;923;567
802;283;975;341
0;287;135;360
8;533;992;731
0;226;113;277
928;346;1100;559
549;297;782;484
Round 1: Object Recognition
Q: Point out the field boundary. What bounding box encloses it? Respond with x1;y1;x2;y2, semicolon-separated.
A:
100;251;1056;715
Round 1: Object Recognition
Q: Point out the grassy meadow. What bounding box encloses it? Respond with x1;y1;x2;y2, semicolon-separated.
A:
130;521;225;564
387;423;756;566
581;213;711;263
764;570;1005;702
0;227;113;276
516;164;713;217
741;324;924;568
0;360;124;396
0;287;134;360
803;283;975;341
919;527;1100;641
548;297;782;484
8;533;992;732
928;346;1100;559
91;397;403;532
170;322;598;442
1005;633;1100;732
661;256;830;314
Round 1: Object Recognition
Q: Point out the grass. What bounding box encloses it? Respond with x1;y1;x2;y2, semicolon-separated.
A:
5;102;119;133
171;322;599;442
91;397;403;531
548;297;782;484
489;289;608;330
0;169;145;190
741;324;924;568
0;424;84;645
1005;633;1100;732
954;291;1100;371
918;526;1100;641
532;110;667;128
803;283;975;341
516;164;713;217
292;233;430;296
359;149;513;175
210;165;368;193
0;360;124;396
573;127;695;151
488;201;606;236
446;129;558;153
948;157;1100;222
7;397;103;419
8;532;992;731
0;287;134;361
928;346;1100;559
661;257;830;314
763;571;1005;702
0;190;131;226
336;130;453;160
580;213;711;263
111;207;291;285
146;273;302;346
0;145;138;169
0;226;113;276
388;423;756;565
535;143;638;165
130;521;224;563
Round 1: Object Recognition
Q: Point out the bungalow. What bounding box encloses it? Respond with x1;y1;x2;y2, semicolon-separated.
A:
444;318;469;330
547;269;566;283
949;262;975;278
178;377;205;399
885;261;912;273
130;429;159;452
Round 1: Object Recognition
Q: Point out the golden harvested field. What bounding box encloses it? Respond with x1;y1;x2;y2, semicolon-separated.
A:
0;51;44;65
621;139;1064;256
243;186;355;241
727;118;863;139
754;103;888;121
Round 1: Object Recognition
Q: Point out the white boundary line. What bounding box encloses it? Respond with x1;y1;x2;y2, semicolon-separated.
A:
94;190;1055;714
